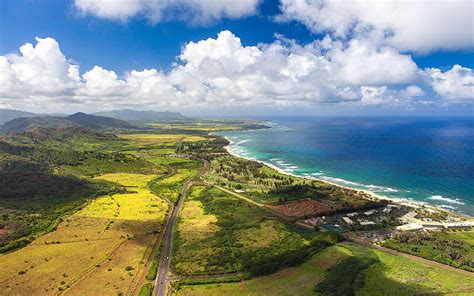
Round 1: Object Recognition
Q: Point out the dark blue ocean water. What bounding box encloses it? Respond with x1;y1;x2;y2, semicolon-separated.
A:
220;117;474;216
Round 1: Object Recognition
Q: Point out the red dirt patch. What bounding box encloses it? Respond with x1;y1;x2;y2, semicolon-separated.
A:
266;199;332;217
0;228;10;236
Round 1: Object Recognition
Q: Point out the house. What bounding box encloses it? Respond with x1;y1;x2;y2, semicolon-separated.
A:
444;222;474;228
347;212;358;217
382;207;392;214
342;217;354;225
302;217;325;227
364;209;377;216
396;223;423;231
359;221;376;226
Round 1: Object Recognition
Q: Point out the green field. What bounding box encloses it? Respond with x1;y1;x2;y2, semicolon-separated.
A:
382;230;474;272
173;185;341;276
175;243;474;296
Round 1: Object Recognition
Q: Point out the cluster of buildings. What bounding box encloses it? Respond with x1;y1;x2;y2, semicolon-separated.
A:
295;202;473;234
396;211;474;231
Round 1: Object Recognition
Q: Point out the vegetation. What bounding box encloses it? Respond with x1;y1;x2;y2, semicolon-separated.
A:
382;230;474;271
138;282;154;296
175;243;474;296
1;119;472;296
0;173;168;295
173;185;342;276
204;156;376;213
315;244;380;295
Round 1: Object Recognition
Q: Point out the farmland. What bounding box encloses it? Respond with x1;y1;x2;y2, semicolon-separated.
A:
266;198;332;218
0;173;168;295
1;119;473;296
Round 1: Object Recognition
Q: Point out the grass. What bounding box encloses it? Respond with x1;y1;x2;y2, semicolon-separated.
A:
204;155;371;208
382;230;474;271
149;161;201;204
119;134;207;144
360;246;474;295
172;185;333;276
175;245;349;296
175;243;474;296
0;173;169;295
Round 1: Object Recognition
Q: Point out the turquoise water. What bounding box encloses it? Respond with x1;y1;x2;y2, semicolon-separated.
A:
219;117;474;216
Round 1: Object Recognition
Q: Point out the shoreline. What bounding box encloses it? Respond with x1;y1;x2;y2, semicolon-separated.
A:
222;138;473;220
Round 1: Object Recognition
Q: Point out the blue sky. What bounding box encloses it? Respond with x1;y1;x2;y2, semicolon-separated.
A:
0;0;473;116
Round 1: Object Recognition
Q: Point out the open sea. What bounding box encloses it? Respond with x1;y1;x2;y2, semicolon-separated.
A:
218;117;474;216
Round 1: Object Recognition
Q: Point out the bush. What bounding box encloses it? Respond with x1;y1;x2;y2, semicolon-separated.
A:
138;283;153;296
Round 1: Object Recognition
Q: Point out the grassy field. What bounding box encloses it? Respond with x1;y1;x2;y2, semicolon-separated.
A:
149;161;202;204
175;243;474;296
361;246;474;295
119;133;207;144
172;185;338;276
0;173;168;295
382;230;474;272
175;246;350;296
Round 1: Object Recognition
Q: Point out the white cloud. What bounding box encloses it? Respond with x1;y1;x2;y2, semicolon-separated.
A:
325;37;419;85
0;32;472;112
0;37;79;99
278;0;474;53
423;65;474;103
74;0;260;24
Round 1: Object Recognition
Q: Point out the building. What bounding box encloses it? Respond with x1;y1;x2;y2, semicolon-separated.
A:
444;222;474;228
347;212;358;217
359;221;376;226
342;216;354;225
396;223;423;231
364;209;377;216
302;217;325;227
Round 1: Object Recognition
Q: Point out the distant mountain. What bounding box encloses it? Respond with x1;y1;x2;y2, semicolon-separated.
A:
1;112;133;133
0;109;38;125
1;116;75;133
65;112;133;129
93;109;186;122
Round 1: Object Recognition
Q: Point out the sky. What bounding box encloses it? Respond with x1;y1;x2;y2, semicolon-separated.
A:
0;0;473;116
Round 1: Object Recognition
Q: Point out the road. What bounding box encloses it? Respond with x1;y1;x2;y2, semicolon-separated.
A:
154;162;207;296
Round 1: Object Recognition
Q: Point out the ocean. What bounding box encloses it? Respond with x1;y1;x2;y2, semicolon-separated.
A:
219;117;474;216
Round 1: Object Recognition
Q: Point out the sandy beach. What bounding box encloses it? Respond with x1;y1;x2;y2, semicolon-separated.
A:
222;139;472;220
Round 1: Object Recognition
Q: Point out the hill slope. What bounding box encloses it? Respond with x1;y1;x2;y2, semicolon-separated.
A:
1;112;133;133
65;112;133;129
0;109;38;125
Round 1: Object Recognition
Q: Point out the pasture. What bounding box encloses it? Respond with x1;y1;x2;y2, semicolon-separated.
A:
172;185;325;276
0;173;168;295
175;243;474;296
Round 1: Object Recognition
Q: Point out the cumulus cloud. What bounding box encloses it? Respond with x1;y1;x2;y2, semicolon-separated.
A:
0;37;79;100
278;0;474;53
0;32;472;112
423;65;474;103
74;0;260;24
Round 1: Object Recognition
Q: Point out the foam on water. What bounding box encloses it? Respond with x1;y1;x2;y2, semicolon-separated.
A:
428;195;465;205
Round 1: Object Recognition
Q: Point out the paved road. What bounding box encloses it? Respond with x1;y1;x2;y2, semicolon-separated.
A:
154;162;207;296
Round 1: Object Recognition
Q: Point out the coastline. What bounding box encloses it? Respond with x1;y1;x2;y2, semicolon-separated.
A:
222;138;473;220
